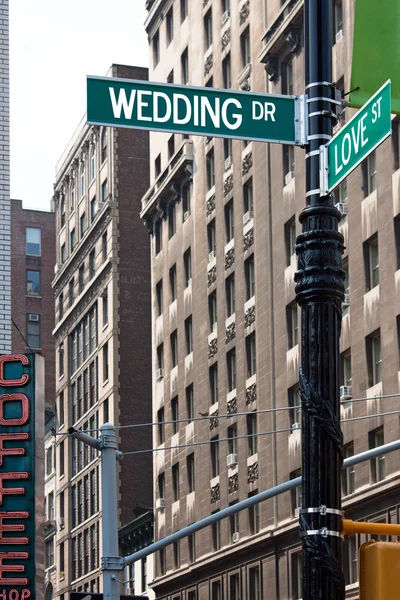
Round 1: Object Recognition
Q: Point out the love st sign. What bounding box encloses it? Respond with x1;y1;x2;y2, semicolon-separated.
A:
321;80;391;193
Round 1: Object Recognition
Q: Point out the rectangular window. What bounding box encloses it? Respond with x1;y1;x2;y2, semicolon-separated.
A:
26;227;41;255
283;144;295;182
69;278;74;307
243;178;253;215
363;151;377;195
90;524;97;569
212;516;220;551
166;7;173;44
90;197;96;223
226;275;235;317
240;27;251;67
89;250;95;279
282;58;294;95
249;567;260;600
26;314;40;349
180;0;188;22
204;10;213;49
227;424;238;455
206;150;215;190
102;232;107;262
155;219;162;254
59;440;65;476
394;216;400;271
158;472;165;498
288;385;301;428
246;333;256;378
59;343;65;378
90;470;96;515
172;463;180;501
171;396;179;434
369;426;385;482
101;178;108;203
60;195;66;228
84;475;89;520
222;54;231;89
292;552;303;599
248;490;260;535
184;248;192;286
343;535;358;585
210;436;219;478
26;270;40;295
290;469;302;516
364;234;379;290
169;265;177;301
340;351;352;387
185;316;193;354
187;453;195;493
103;342;109;382
181;48;189;84
285;217;297;266
229;503;239;540
224;137;233;165
366;330;382;387
168;202;176;238
247;412;258;456
170;330;178;367
182;183;191;218
188;535;195;563
157;408;165;445
156;280;163;316
45;539;54;569
58;390;64;425
342;442;355;496
157;344;164;371
227;349;236;391
78;264;84;293
334;0;343;36
225;200;234;242
70;228;76;252
186;385;194;422
230;573;240;600
209;291;217;332
287;303;299;349
103;397;109;424
80;213;86;237
209;363;218;404
245;255;255;300
208;219;216;257
102;293;108;328
152;30;160;67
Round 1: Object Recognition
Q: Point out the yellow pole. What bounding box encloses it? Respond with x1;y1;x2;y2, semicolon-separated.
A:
342;519;400;536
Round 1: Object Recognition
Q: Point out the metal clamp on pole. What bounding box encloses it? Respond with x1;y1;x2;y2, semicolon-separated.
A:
301;505;343;517
302;527;344;540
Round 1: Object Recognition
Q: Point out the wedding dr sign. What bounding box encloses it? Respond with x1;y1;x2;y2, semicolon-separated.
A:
0;354;43;600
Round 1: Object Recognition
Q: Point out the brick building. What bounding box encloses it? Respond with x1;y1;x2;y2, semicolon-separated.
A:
142;1;400;599
51;64;152;596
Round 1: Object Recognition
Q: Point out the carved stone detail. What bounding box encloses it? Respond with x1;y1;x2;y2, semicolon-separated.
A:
239;0;250;25
226;322;236;344
247;462;259;484
208;266;217;287
221;28;231;52
245;305;255;328
204;53;213;77
246;383;257;405
211;483;220;503
228;472;239;494
225;248;235;270
244;228;254;251
224;174;234;197
210;410;219;430
227;397;237;415
208;337;218;359
242;151;253;176
206;194;216;216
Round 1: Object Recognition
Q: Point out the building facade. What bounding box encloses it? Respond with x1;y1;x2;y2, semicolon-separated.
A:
142;1;400;599
51;64;152;596
119;509;155;599
0;0;11;353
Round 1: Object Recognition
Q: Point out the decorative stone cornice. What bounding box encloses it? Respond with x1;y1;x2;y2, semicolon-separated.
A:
246;383;257;405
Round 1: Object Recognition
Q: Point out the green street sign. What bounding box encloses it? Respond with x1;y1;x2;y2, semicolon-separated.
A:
322;80;391;193
87;76;306;145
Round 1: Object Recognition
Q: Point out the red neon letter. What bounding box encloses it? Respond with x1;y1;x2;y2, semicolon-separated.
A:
0;552;28;585
0;512;29;544
21;591;31;600
0;473;28;506
0;356;29;388
0;434;28;467
9;590;19;600
0;395;29;427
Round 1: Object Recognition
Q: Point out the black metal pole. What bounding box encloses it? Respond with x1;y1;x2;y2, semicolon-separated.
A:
295;0;345;598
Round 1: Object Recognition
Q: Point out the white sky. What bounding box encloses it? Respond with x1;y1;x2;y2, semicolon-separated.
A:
10;0;149;211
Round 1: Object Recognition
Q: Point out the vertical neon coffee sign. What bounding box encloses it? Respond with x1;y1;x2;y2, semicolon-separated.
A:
0;355;35;600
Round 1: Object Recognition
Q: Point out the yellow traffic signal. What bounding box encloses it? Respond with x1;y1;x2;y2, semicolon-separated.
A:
359;540;400;599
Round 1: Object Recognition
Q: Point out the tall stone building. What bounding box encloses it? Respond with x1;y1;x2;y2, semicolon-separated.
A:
0;0;11;353
51;64;152;596
142;1;400;598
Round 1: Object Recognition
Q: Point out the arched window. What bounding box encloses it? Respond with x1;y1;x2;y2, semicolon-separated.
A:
80;162;86;198
70;180;75;211
101;128;107;164
90;144;96;182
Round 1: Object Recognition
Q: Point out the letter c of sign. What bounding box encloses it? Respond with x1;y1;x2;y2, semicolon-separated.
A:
0;355;30;387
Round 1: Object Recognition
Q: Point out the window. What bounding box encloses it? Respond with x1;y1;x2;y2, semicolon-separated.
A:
283;144;295;182
229;503;239;540
58;390;64;425
155;219;162;254
243;178;253;215
212;518;221;551
102;293;108;328
89;250;95;279
79;264;84;293
249;567;260;600
208;219;217;257
224;137;232;165
101;178;108;203
225;200;234;242
285;217;297;266
103;342;109;382
188;535;196;563
171;396;179;434
185;316;193;354
227;424;237;455
334;0;343;37
246;333;256;378
70;228;76;253
84;475;89;520
182;183;191;218
152;30;160;67
394;216;400;271
222;54;231;89
240;27;251;67
180;0;188;22
90;145;96;181
157;408;165;444
248;490;260;535
157;344;164;371
245;255;255;300
103;397;109;424
159;548;166;576
287;302;299;349
230;573;240;600
26;270;40;296
186;385;194;422
166;8;173;45
102;232;107;262
80;162;86;197
90;197;96;223
369;426;385;482
90;524;97;569
210;364;218;404
363;151;377;196
158;472;165;498
172;463;180;501
59;342;65;377
70;180;75;210
61;243;66;263
46;447;53;476
156;280;163;316
247;412;257;456
282;58;293;95
292;551;303;599
364;234;379;290
26;314;40;348
101;128;108;164
187;453;195;492
210;436;219;477
45;539;54;569
169;265;177;301
168;202;176;238
184;248;192;286
288;385;301;428
227;349;236;391
168;134;175;159
80;213;86;237
366;330;382;387
60;195;66;228
342;442;355;495
181;48;189;84
208;291;217;332
226;275;235;317
340;351;352;387
334;179;347;205
26;227;41;256
204;10;213;49
206;150;215;190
